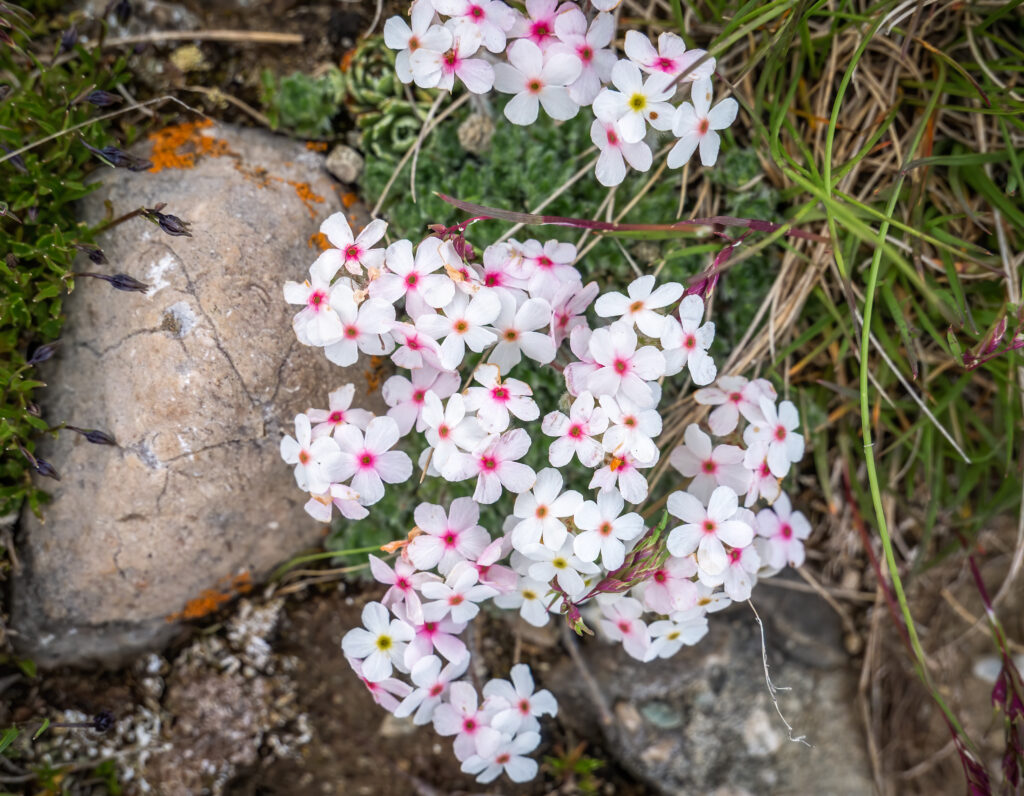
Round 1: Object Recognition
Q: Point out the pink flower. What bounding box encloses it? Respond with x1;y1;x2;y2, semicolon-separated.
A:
389;321;446;371
589;451;651;504
541;390;608;467
341;601;415;682
383;366;460;435
348;656;413;713
587;322;666;408
465;362;539;434
307;384;372;438
322;285;396;368
488;293;557;373
744;455;781;508
509;0;558;49
550;279;598;346
598;596;650;660
412;29;495;93
384;0;450;84
755;493;811;568
572;489;644;571
461;730;541;784
590;118;653;187
624;30;714;82
421;562;498;624
433;681;502;761
637;555;698;614
478;242;529;291
401;610;469;667
420;392;488;480
593;60;675;143
550;8;616;105
516;238;579;296
595;274;684;337
666;486;754;575
280;413;341;494
433;0;515;53
668;77;739;168
669;423;751;503
511;468;583;551
472;537;517;593
328;416;413;506
303;485;369;523
661;295;716;385
494;38;580;124
395;653;469;725
318;213;388;275
407;497;491;575
283;263;347;347
693;375;776;436
483;663;557;735
599;393;662;464
416;289;500;370
370;237;456;318
466;429;537;504
699;543;761;601
743;398;804;478
563;326;599;397
369;554;438;625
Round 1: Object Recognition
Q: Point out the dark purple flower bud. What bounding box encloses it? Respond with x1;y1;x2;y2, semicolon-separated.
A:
73;272;150;293
74;243;107;264
426;224;448;237
66;425;117;446
143;207;192;237
993;672;1008;709
34;458;60;480
113;0;131;24
27;340;60;365
26;206;37;222
1010;690;1024;721
981;317;1007;356
84;90;123;108
81;139;153;172
452;236;475;262
60;24;78;54
92;710;115;732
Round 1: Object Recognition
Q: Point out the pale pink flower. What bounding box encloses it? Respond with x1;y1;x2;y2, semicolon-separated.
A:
323;285;396;367
483;663;557;735
467;429;537;504
319;213;388;275
371;237;456;318
744;455;781;507
432;0;516;53
550;279;598;346
401;609;469;667
589;452;651;504
308;384;372;438
493;576;553;627
303;485;368;523
587;321;666;408
348;657;412;713
516;238;579;296
670;423;751;502
511;468;583;551
408;497;491;575
595;274;684;337
509;0;558;49
699;543;761;601
550;9;617;105
329;416;413;506
590;117;653;187
383;366;460;435
541;390;608;467
755;492;811;568
572;489;644;571
661;295;716;385
488;292;557;373
389;321;446;371
420;392;488;480
494;38;580;124
743;398;804;478
394;653;469;725
280;413;341;494
666;486;754;575
525;538;599;600
461;731;541;784
646;609;709;659
668;77;739;168
694;375;777;436
433;681;502;762
593;60;675;143
384;0;450;84
416;289;500;370
637;555;698;614
598;596;650;660
412;28;495;93
472;537;518;593
283;263;347;347
369;554;438;625
341;601;414;682
422;561;498;624
599;393;662;464
623;30;714;82
465;362;539;434
563;326;599;397
478;242;529;291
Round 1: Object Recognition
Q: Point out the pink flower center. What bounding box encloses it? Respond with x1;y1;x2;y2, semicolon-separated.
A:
655;56;676;72
492;386;509;402
496;753;511;764
579;45;593;62
443;50;458;68
527;78;543;94
438;424;450;439
518;698;531;714
774;425;787;441
298;450;311;465
405;272;419;287
537;255;553;269
408;36;420;53
780;523;793;539
308;290;326;309
443;531;457;547
702;519;716;534
412;389;425;403
481;456;497;470
345;325;358;339
617;620;632;634
469;4;484;18
684;334;696;349
599;521;613;537
698;118;710;135
448;594;464;606
759;461;771;478
485;273;501;287
536;505;548;518
345;244;360;260
653;569;667;583
396;577;410;590
702;459;716;474
568;424;583;439
429;683;444;697
728;547;742;563
613;358;629;374
328;410;344;423
729;392;742;404
606;128;619;146
530;21;552;41
423;621;437;634
359;451;375;468
463;717;477;732
503;329;518;341
407;336;422;350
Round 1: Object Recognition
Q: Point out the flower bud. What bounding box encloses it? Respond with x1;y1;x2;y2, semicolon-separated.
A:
74;243;107;264
34;458;60;480
81;139;153;172
92;710;115;733
143;207;192;237
66;425;117;446
27;340;60;365
84;90;122;108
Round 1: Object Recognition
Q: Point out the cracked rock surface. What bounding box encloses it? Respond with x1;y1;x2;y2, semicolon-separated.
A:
12;124;379;667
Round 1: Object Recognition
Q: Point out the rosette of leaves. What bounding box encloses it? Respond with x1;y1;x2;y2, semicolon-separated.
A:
342;36;435;162
260;67;346;139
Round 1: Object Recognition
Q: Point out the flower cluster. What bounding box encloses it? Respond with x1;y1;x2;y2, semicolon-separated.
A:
280;205;810;783
383;0;738;185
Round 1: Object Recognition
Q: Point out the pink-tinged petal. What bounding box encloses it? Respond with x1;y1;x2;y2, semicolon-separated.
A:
365;416;401;453
458;58;495;94
623;29;658;65
499;461;536;494
351;469;385;505
474;471;503;504
698;130;722;167
507;37;543;74
320;213;354;248
375;450;413;483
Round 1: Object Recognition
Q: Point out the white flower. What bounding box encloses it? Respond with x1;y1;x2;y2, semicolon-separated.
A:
369;554;438;625
550;280;598;346
525;538;599;600
743;398;805;478
328;416;413;506
494;576;554;627
668;77;739;168
516;238;579;296
394;653;469;725
599;393;662;465
323;285;396;367
412;28;495;93
432;0;515;53
666;486;754;575
318;213;388;275
693;375;776;436
661;295;716;385
280;413;341;494
755;492;811;568
541;390;608;468
573;489;644;571
483;663;557;735
421;562;498;624
389;321;447;371
433;681;502;762
416;289;501;370
669;424;751;503
494;38;581;124
645;608;709;659
421;392;488;481
744;454;782;508
587;321;666;408
598;596;650;660
370;237;456;318
465;362;539;434
698;543;761;601
407;498;491;575
595;274;684;337
382;366;460;436
488;292;557;373
590;118;652;187
466;429;537;504
511;468;583;551
383;0;450;84
636;555;698;614
550;8;617;105
341;601;415;682
283;261;347;347
307;384;372;437
592;59;675;143
589;452;651;504
624;30;714;82
461;731;541;784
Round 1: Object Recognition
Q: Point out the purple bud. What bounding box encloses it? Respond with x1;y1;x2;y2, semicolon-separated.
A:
113;0;132;24
67;425;117;446
452;236;475;261
426;224;448;237
35;459;60;481
143;208;192;237
993;672;1008;709
981;317;1007;356
27;340;60;365
74;243;107;264
59;24;78;54
73;272;150;293
92;710;115;733
84;90;122;108
81;139;152;172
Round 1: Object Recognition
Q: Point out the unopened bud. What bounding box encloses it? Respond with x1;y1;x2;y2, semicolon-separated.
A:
92;710;115;733
84;90;122;108
112;0;132;24
993;672;1008;709
143;207;192;237
34;458;60;480
81;139;152;172
59;24;78;53
0;145;27;175
74;243;107;264
66;425;117;446
27;340;60;365
72;272;150;293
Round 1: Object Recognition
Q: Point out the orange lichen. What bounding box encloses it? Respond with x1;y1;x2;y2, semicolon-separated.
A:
364;354;385;394
288;180;326;219
305;141;328;152
308;231;331;251
147;119;234;173
341;191;358;209
166;571;252;622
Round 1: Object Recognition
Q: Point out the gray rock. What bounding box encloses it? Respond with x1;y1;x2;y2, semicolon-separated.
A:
549;583;872;795
12;123;382;668
325;144;365;184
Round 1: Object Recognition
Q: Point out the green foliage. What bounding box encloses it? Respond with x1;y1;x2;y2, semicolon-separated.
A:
0;17;128;517
260;68;346;139
544;743;605;795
